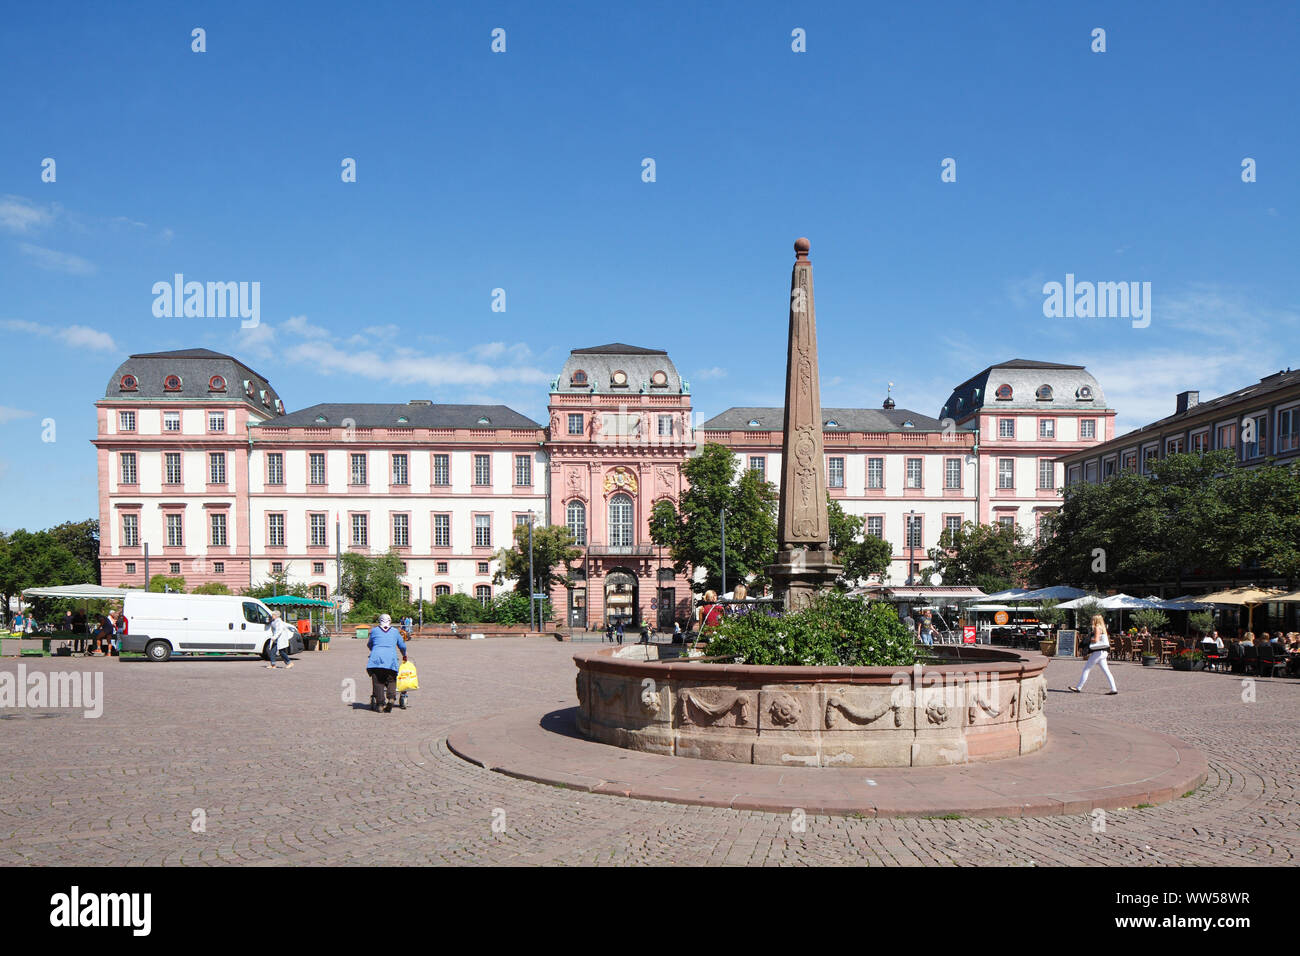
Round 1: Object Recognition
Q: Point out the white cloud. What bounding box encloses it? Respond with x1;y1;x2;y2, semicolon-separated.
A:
18;242;96;275
1;319;118;353
0;406;35;425
0;195;53;233
694;366;727;380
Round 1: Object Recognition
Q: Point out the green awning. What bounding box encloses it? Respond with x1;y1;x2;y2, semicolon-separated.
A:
261;595;335;608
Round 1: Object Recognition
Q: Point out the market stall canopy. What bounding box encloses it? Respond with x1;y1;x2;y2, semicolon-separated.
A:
261;595;335;608
1186;586;1287;628
1016;586;1095;602
1273;590;1300;603
849;585;987;602
21;584;142;599
1144;595;1213;610
980;588;1034;602
1053;593;1116;610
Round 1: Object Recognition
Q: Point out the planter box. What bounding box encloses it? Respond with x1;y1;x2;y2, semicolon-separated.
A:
1141;655;1159;667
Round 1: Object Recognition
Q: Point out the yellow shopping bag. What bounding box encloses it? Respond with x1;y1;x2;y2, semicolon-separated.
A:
396;659;419;692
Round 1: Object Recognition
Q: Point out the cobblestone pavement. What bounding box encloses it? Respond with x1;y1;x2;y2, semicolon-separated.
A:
1;639;1296;866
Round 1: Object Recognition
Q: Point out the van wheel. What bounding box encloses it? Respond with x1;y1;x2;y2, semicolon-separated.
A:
145;640;171;662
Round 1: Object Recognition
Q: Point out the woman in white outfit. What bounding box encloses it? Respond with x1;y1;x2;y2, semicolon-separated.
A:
1070;613;1117;695
265;610;294;669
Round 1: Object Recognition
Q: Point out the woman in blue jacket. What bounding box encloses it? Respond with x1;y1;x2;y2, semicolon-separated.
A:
366;614;408;713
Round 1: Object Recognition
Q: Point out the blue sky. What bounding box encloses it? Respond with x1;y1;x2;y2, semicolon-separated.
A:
1;0;1297;531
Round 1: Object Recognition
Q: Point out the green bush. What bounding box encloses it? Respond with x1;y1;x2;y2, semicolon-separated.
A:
705;592;917;667
429;592;485;624
192;582;232;595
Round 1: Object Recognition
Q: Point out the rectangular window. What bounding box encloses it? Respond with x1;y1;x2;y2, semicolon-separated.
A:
436;561;448;574
1039;459;1054;490
208;411;225;433
1085;461;1099;484
567;503;586;545
211;512;227;546
120;452;137;485
515;454;531;486
122;513;139;547
658;415;674;437
905;516;922;549
125;562;136;575
1039;419;1055;439
163;411;181;432
1166;436;1185;455
309;453;326;485
1142;446;1158;472
945;515;962;540
433;454;450;486
474;454;491;486
209;452;226;485
118;410;136;432
310;513;327;547
165;452;181;485
213;561;224;574
170;562;181;575
477;561;489;575
312;562;325;575
1191;431;1210;453
867;458;883;489
906;458;923;489
1080;419;1096;439
567;413;583;435
827;457;844;489
749;456;765;480
1121;450;1137;471
474;514;491;548
392;453;408;486
267;453;284;485
166;513;183;547
434;514;450;548
1279;409;1300;453
1243;414;1267;459
268;513;285;547
271;562;283;574
998;515;1015;530
1216;422;1237;451
1103;457;1117;478
998;418;1015;439
866;516;883;538
998;458;1014;489
944;458;961;489
350;453;367;485
515;514;530;528
393;513;409;547
351;513;368;547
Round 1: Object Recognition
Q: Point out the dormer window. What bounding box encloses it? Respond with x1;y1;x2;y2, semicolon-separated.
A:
273;399;283;414
1076;385;1094;401
243;379;254;396
314;415;328;423
825;419;840;428
477;416;491;425
1036;385;1054;401
903;420;915;428
610;370;628;387
163;374;182;391
119;374;138;391
650;370;668;388
208;375;226;391
747;419;761;428
397;416;409;424
995;384;1013;401
570;369;588;386
259;389;269;406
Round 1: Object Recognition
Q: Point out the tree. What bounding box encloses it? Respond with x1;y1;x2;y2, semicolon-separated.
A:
826;496;892;587
337;551;404;611
0;526;97;624
243;565;309;600
429;592;484;624
148;573;187;593
925;521;1032;593
193;582;233;595
492;523;581;596
649;443;777;595
48;520;101;583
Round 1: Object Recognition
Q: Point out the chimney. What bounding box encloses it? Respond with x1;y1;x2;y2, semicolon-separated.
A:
1175;390;1199;415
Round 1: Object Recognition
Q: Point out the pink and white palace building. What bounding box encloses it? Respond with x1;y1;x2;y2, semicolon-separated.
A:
94;347;1112;629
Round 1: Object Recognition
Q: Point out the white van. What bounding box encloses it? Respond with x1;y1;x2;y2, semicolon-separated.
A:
122;593;291;662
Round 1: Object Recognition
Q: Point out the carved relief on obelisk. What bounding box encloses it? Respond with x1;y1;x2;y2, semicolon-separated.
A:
769;238;841;609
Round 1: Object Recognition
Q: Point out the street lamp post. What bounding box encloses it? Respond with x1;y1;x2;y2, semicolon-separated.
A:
418;577;423;631
528;512;536;631
907;509;917;586
720;508;727;598
334;513;342;631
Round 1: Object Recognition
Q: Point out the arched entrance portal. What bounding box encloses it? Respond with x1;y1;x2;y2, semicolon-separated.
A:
604;569;638;628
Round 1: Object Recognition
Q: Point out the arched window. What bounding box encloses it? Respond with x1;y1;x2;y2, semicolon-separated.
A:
310;585;327;600
1036;384;1054;401
435;584;450;597
475;584;492;606
995;384;1013;401
119;374;138;391
608;494;634;549
163;374;182;391
1076;385;1094;401
570;369;588;386
208;375;226;391
566;500;587;545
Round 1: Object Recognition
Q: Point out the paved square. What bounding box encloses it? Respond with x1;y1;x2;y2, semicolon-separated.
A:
0;638;1295;866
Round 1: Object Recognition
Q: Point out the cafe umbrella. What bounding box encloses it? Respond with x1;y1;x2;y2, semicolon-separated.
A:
1189;586;1287;632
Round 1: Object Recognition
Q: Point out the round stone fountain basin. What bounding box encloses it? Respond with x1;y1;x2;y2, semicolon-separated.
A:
574;645;1049;767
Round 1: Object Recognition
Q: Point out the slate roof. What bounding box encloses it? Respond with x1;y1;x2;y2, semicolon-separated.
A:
103;348;284;413
260;403;542;430
700;406;971;434
940;358;1108;420
554;344;684;395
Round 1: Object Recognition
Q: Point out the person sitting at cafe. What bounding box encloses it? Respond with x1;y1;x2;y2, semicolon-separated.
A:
1241;632;1255;646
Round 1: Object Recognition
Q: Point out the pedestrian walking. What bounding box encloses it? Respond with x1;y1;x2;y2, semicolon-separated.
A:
616;621;624;645
366;614;407;713
1070;613;1118;694
605;622;614;643
673;621;682;644
917;610;936;647
450;620;457;637
264;610;294;669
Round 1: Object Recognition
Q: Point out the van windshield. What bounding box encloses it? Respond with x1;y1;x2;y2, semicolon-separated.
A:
242;602;271;625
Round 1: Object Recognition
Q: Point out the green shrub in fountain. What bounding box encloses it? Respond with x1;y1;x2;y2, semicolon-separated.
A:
704;592;917;667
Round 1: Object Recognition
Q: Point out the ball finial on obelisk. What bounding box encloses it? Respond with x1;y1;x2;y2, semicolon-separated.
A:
794;237;810;259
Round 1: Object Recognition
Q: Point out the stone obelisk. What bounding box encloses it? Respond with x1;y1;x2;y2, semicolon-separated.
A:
769;238;841;610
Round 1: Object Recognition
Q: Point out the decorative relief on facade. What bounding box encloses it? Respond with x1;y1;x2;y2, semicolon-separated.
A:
968;693;1002;725
566;469;585;498
639;681;662;715
591;677;625;705
680;689;750;726
825;693;903;728
767;692;802;727
925;701;950;726
603;467;638;495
